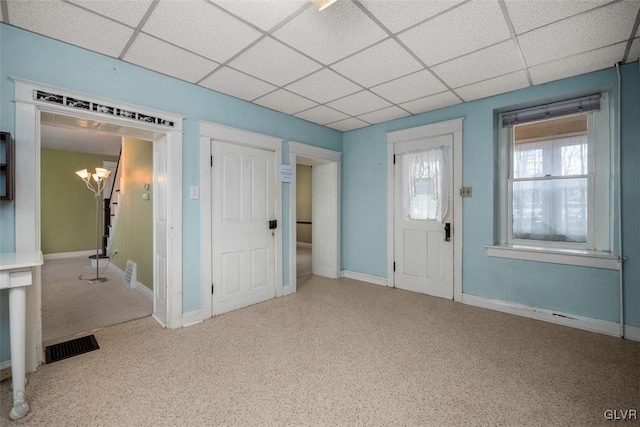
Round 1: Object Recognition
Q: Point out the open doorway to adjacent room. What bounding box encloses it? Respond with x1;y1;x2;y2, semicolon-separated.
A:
39;113;155;344
295;163;312;278
289;142;341;294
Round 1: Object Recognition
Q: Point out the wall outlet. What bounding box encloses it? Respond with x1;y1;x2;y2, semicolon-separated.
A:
460;187;472;197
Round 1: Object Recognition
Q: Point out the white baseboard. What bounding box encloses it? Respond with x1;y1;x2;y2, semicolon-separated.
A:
183;309;203;327
108;262;125;278
0;360;11;370
340;270;388;287
135;281;153;301
296;242;312;248
44;250;99;260
624;325;640;342
107;263;152;301
461;293;626;338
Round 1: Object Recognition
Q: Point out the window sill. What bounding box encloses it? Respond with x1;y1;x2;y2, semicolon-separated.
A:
486;244;620;270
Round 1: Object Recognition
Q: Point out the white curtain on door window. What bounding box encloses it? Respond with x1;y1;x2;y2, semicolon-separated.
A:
400;145;451;222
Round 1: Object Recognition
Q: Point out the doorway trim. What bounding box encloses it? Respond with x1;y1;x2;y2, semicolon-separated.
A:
200;121;283;321
386;118;463;301
288;141;341;295
12;77;184;371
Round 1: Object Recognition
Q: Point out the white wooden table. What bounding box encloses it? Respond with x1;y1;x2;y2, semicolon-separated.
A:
0;251;43;420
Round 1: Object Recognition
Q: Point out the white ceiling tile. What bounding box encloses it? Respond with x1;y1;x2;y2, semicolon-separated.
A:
294;105;349;125
331;39;423;87
271;0;387;64
370;70;447;104
124;34;219;83
400;91;462;115
530;42;627;85
229;37;321;86
398;0;511;66
505;0;612;35
7;0;133;57
358;106;410;124
432;40;523;88
212;0;308;31
326;90;391;116
628;38;640;63
253;89;318;115
67;0;154;27
142;0;261;63
326;118;369;132
456;70;529;102
285;68;361;103
199;67;276;101
359;0;466;34
518;1;638;66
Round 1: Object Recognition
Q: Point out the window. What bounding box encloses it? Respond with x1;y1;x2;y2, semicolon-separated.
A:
496;93;612;254
400;146;451;222
512;114;588;243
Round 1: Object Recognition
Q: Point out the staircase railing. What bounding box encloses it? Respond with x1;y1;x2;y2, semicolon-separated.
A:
103;147;122;256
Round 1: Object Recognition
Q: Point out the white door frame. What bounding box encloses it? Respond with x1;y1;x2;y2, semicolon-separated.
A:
200;121;283;321
12;77;184;371
288;141;341;295
386;118;463;301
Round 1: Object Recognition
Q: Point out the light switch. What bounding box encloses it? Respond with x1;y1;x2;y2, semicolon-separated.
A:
190;186;199;200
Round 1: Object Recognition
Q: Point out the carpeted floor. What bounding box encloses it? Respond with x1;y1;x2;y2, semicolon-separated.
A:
41;256;153;343
297;242;312;277
2;275;638;426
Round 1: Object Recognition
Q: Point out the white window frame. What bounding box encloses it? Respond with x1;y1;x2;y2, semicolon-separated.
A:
488;93;619;270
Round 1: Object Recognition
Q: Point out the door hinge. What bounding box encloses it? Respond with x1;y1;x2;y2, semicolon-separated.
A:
393;154;396;164
393;262;396;272
211;284;214;295
210;155;213;167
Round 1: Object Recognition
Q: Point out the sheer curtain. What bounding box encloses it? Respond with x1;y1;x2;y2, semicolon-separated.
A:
400;145;451;222
512;135;588;242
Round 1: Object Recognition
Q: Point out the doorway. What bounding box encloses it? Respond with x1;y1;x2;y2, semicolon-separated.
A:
199;121;283;321
39;121;154;343
13;78;183;371
386;118;463;301
295;163;312;278
289;142;341;294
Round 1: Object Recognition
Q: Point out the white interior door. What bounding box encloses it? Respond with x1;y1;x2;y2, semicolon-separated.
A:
394;134;454;299
212;141;276;315
153;135;168;325
312;162;338;279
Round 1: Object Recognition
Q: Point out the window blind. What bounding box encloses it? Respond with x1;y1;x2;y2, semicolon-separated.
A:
501;94;600;127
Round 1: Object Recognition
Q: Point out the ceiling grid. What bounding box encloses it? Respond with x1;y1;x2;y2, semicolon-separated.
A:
3;0;639;132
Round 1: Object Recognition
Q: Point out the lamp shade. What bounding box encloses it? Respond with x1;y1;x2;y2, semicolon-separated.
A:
75;169;90;179
95;168;111;179
311;0;337;11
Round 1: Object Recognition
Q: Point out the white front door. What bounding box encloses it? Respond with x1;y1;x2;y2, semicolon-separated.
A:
394;134;454;299
153;135;168;325
311;162;339;279
212;141;276;315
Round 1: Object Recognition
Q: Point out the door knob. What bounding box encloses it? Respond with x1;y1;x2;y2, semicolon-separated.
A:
444;223;451;241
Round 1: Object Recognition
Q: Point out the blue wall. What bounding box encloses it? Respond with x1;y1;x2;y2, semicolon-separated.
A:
342;64;640;327
0;24;342;361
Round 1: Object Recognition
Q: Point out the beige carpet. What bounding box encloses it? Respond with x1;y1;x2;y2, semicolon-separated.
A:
2;275;638;426
41;256;152;343
297;242;312;277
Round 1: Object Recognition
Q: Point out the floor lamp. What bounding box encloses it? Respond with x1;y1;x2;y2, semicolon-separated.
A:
75;167;111;284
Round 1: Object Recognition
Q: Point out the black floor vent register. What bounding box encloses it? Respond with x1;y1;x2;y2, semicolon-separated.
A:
45;335;100;364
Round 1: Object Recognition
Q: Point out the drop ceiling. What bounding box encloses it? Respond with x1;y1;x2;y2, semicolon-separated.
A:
3;0;639;132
